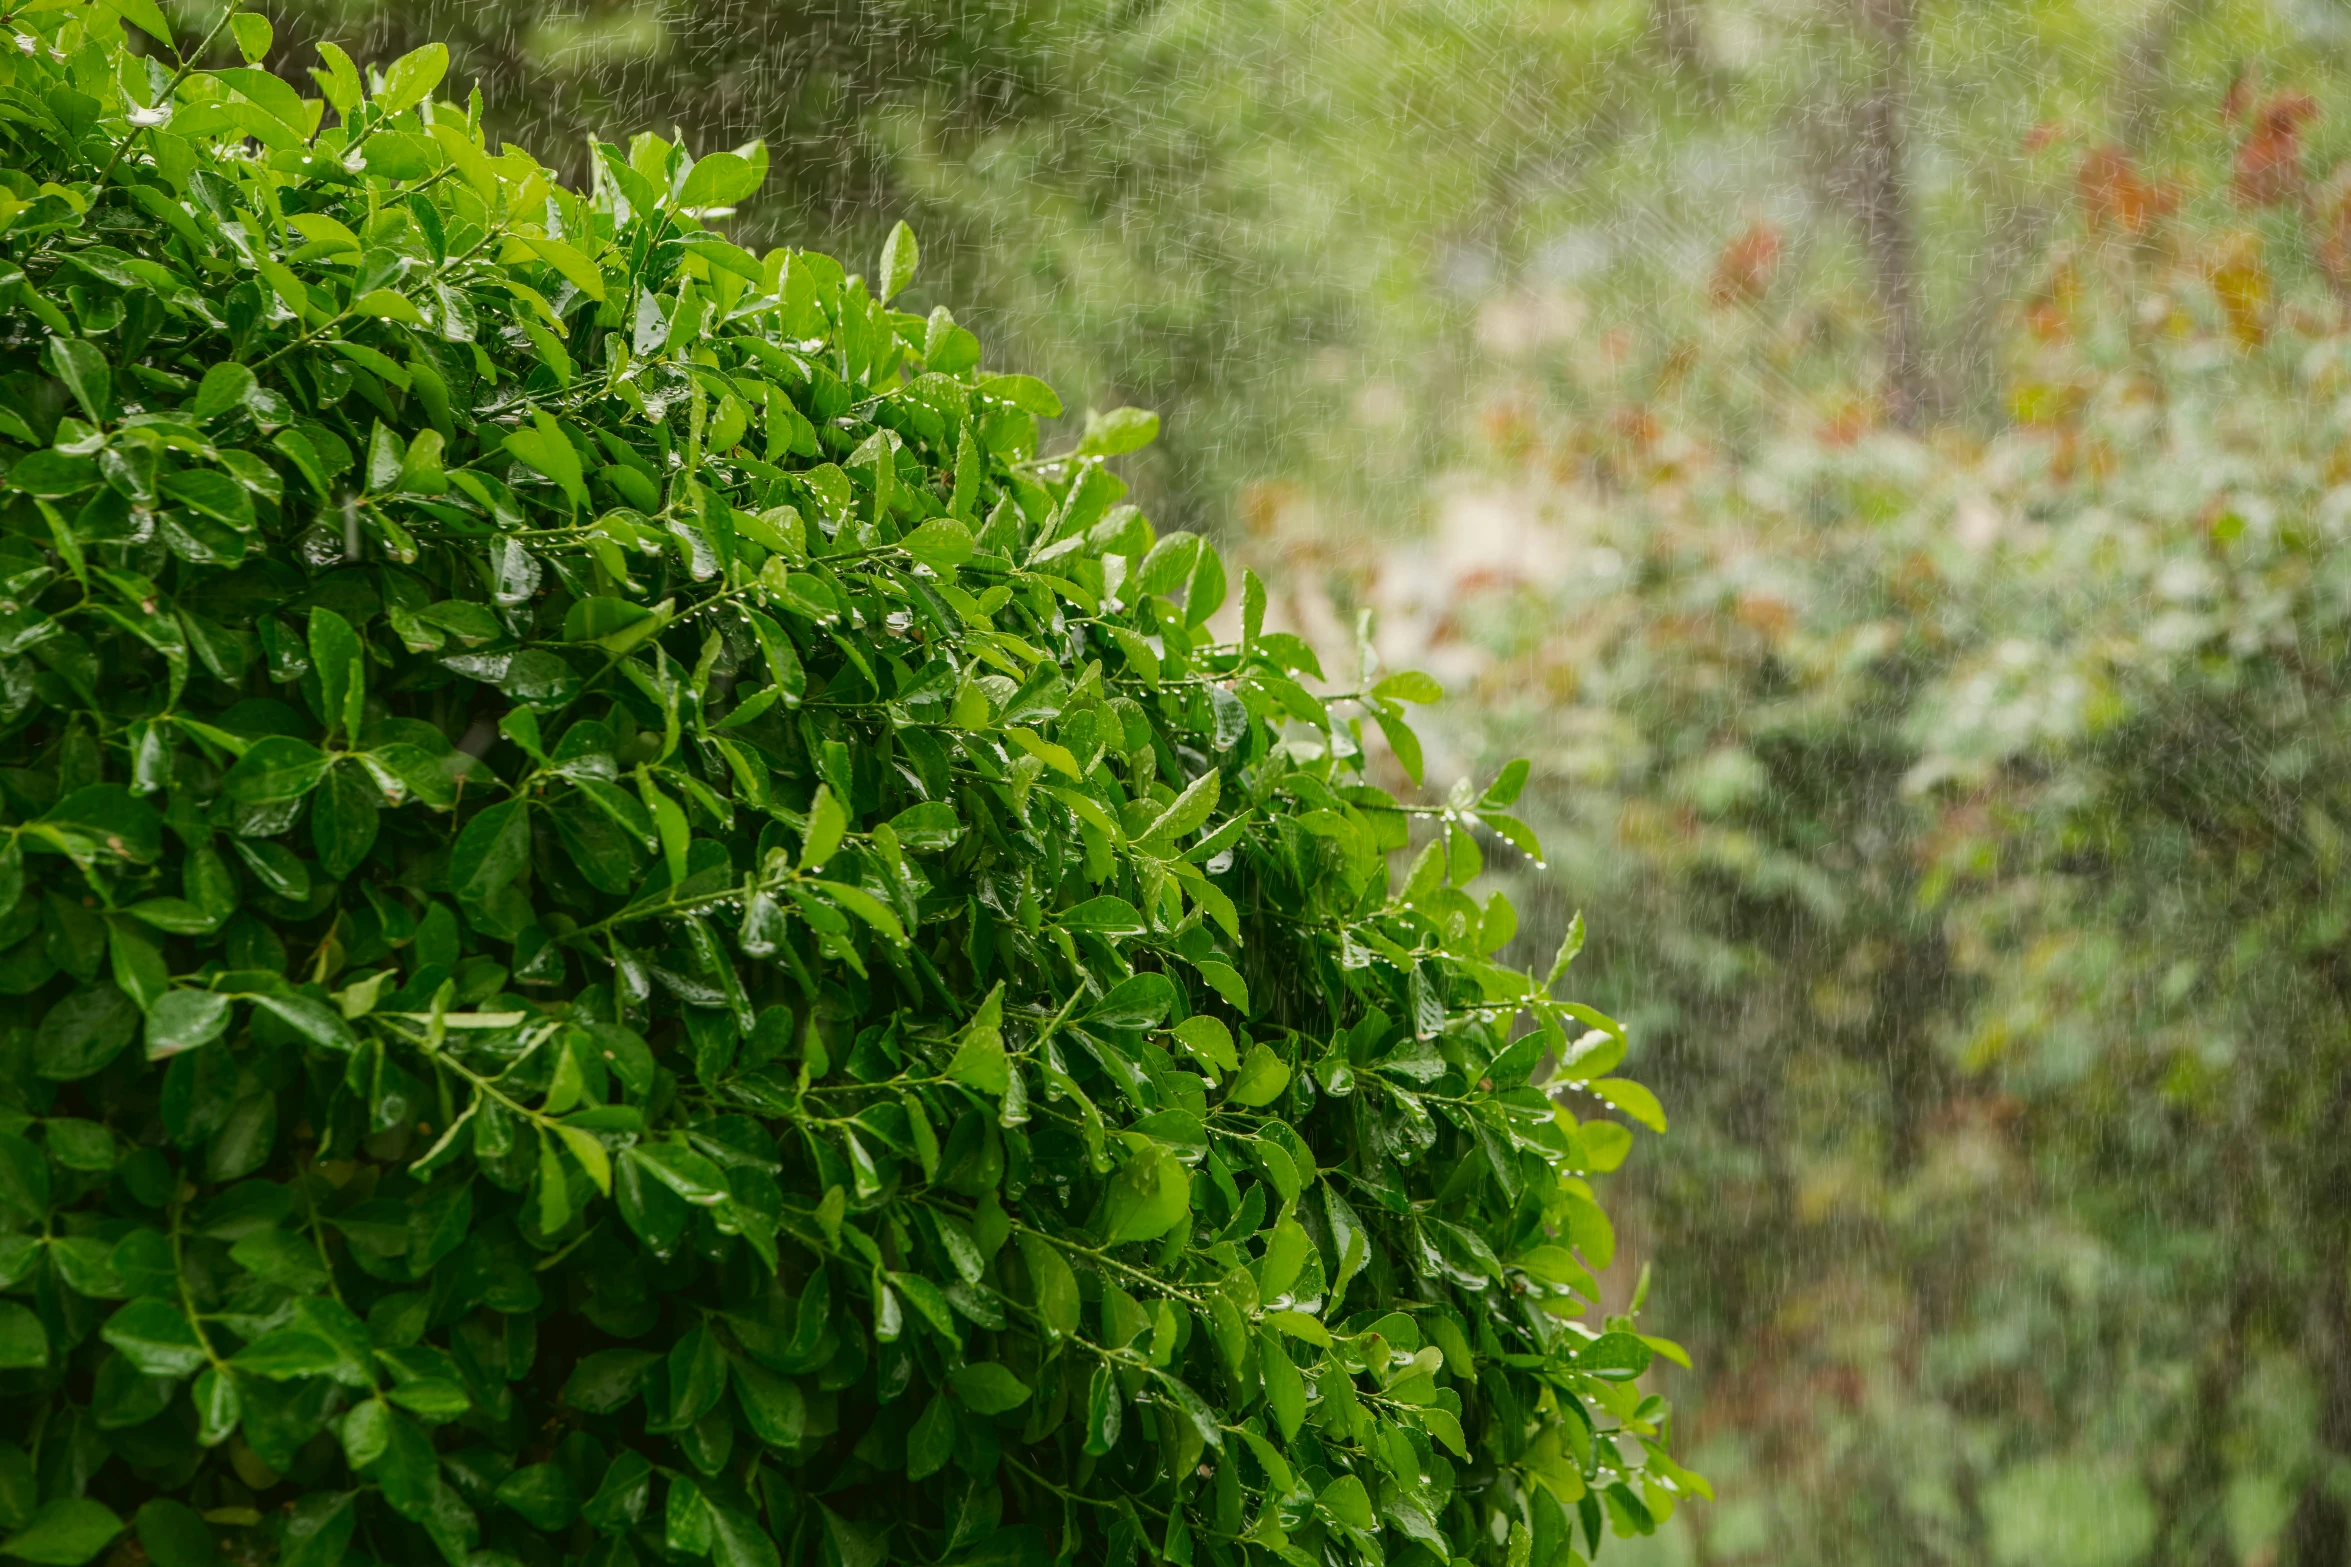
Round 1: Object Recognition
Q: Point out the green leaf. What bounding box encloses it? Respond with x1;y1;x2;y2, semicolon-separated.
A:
1372;671;1444;704
505;411;588;514
451;799;531;903
1238;1425;1294;1492
946;1020;1009;1096
190;363;256;421
627;1143;731;1206
1089;972;1175;1029
556;1124;612;1195
133;1502;214;1567
799;783;848;870
679;152;764;209
278;1495;354;1567
494;1465;580;1532
709;1505;780;1567
160;470;253;529
1171;1015;1238;1075
1577;1119;1630;1174
96;0;173;46
233;1326;348;1381
878;221;919;303
1082;1362;1121;1456
211;66;311;136
230;1229;330;1293
1578;1330;1655;1380
1373;706;1425;787
35;985;139;1081
313;765;381;881
901;517;973;571
0;1304;44;1369
1422;1406;1470;1457
887;800;962;851
1482;757;1532;807
947;1361;1031;1414
1514;1244;1597;1295
1227;1044;1292;1108
906;1393;955;1480
0;1137;49;1227
376;42;450;113
2;1500;124;1566
1590;1077;1667;1133
384;1379;471;1420
888;1270;956;1338
1141;767;1220;849
222;736;333;804
1266;1308;1331;1346
1261;1332;1305;1441
39;784;163;862
1193;960;1249;1012
580;1450;648;1536
1259;1216;1311;1296
45;338;112;426
250;992;357;1052
349;289;425;324
980;374;1063;417
729;1357;807;1447
1077;406;1160;457
1135;532;1202;597
814;881;906;944
227;11;270;61
231;838;308;900
1059;896;1146;936
1101;1143;1189;1244
44;1120;115;1174
562;1350;658;1414
1319;1476;1377;1533
511;234;607;303
1016;1232;1079;1337
1545;911;1586;988
309;608;365;740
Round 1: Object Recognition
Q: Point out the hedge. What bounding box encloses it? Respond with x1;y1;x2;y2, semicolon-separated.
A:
0;6;1694;1567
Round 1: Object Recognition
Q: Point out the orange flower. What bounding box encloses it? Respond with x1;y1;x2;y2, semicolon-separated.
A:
2233;92;2318;207
2078;145;2160;234
1709;223;1783;306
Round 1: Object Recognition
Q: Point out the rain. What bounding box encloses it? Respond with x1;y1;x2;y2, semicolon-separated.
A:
153;0;2351;1560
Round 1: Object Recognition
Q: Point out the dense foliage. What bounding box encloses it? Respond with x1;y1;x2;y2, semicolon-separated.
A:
0;8;1689;1567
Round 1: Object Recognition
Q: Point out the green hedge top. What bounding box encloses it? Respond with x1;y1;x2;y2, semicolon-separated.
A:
0;6;1694;1567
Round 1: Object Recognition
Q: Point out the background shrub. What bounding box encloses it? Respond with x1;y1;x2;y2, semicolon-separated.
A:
0;9;1687;1567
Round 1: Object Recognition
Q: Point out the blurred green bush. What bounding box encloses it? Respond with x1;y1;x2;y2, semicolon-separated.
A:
1374;112;2351;1567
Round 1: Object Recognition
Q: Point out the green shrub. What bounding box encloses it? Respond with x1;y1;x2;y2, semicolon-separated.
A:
0;8;1692;1567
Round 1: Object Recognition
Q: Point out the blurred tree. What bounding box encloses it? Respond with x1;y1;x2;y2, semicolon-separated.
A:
1649;0;1712;78
1289;63;2351;1557
229;0;1077;238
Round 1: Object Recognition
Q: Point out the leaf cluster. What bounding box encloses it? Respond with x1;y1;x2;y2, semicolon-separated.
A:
0;11;1691;1567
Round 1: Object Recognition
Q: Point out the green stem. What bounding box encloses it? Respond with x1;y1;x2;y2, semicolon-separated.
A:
93;1;243;189
166;1189;229;1372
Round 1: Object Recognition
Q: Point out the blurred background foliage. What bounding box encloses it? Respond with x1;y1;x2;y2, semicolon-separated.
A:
180;0;2351;1559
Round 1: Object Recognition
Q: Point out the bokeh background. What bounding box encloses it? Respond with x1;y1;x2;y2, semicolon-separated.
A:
185;0;2351;1560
